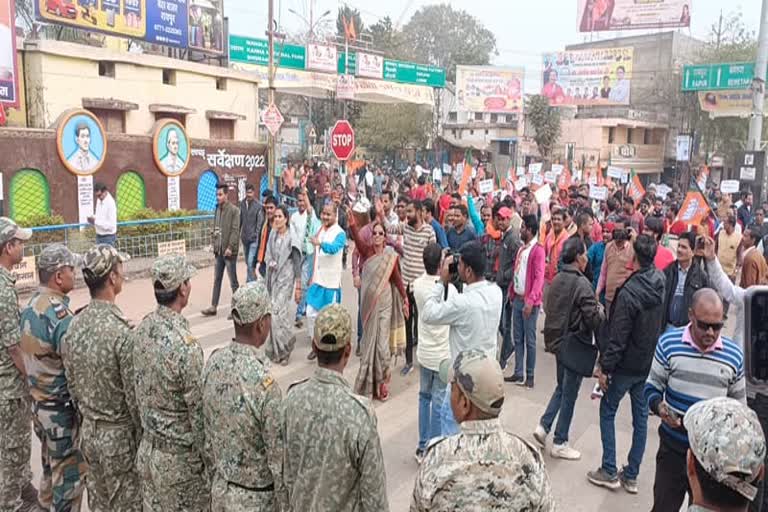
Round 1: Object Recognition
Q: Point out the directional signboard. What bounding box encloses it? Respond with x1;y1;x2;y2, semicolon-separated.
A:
682;62;759;92
330;120;355;161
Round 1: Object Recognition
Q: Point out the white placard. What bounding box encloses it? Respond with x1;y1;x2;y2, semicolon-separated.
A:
478;179;494;194
607;166;625;179
551;164;564;175
534;184;552;204
573;169;583;182
656;184;672;199
77;176;94;226
516;166;526;176
157;239;187;257
307;43;338;73
336;74;355;100
720;180;740;194
529;163;543;174
589;185;608;201
167;176;180;211
531;173;544;186
588;175;597;186
514;177;528;190
356;52;384;79
443;163;452;175
676;135;691;162
433;167;441;182
620;171;629;184
11;256;36;288
740;166;757;181
544;171;555;184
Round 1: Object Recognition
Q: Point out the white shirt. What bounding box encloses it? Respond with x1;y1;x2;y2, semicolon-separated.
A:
608;79;630;103
514;241;535;296
94;192;117;235
413;273;452;371
421;279;503;362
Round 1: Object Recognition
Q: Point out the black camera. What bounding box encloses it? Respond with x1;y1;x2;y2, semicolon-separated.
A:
745;287;768;382
446;251;459;275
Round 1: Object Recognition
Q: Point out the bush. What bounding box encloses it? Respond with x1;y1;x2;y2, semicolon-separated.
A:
117;208;208;238
17;213;68;245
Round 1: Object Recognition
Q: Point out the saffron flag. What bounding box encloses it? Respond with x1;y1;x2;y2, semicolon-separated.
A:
558;167;572;190
627;172;645;205
677;178;713;226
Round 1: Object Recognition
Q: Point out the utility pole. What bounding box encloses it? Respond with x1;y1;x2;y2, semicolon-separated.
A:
267;0;276;188
748;0;768;153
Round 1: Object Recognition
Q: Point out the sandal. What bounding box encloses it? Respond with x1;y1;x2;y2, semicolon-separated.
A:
378;382;389;402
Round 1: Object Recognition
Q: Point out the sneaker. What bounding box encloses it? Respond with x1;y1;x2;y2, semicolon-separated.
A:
201;306;217;316
524;378;534;389
551;443;581;460
587;468;620;490
295;319;303;328
532;425;548;448
307;350;317;361
400;364;413;376
355;344;362;357
618;468;638;494
414;449;425;464
504;375;524;384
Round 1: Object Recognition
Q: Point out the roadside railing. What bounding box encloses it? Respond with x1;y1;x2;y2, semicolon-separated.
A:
26;215;215;261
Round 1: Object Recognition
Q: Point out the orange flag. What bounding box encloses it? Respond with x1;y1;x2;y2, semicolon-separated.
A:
458;162;472;195
558;167;572;190
677;179;713;226
627;174;645;205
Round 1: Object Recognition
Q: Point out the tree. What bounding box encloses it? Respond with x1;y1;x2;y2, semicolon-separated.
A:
526;95;561;160
356;103;432;152
365;16;404;59
401;4;497;82
336;6;363;40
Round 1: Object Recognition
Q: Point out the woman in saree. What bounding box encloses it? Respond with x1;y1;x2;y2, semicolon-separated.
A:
348;206;409;401
265;205;301;365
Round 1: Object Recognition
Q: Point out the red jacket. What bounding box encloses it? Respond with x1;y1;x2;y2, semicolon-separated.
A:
509;242;545;307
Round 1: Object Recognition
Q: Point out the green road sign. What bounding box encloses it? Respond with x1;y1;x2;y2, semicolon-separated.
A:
229;35;305;70
229;34;446;88
682;62;758;92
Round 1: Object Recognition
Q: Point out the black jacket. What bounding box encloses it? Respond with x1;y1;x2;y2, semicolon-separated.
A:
496;228;522;290
600;265;666;377
660;258;710;328
239;199;265;244
543;265;605;354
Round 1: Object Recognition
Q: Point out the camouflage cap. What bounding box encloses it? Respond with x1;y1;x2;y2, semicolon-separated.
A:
231;281;271;325
151;254;197;291
444;349;505;416
82;244;130;279
685;397;766;501
313;304;351;352
37;244;82;272
0;217;32;245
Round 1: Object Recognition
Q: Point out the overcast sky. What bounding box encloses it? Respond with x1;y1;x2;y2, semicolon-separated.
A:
226;0;762;93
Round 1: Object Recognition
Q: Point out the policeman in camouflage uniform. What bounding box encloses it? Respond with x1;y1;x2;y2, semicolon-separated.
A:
133;254;210;511
411;349;555;512
203;281;287;511
61;244;142;512
282;303;388;512
19;244;86;511
0;217;43;512
685;397;766;512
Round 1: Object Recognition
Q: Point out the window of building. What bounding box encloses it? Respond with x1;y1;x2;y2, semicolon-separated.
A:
608;127;615;144
498;115;506;124
485;129;489;135
116;171;146;219
451;129;457;137
209;119;235;140
627;128;634;144
154;112;186;126
88;108;126;134
448;112;457;122
490;113;498;123
98;61;115;78
499;141;511;155
474;112;484;121
162;69;177;85
9;169;50;222
643;129;652;145
469;129;474;135
197;170;219;211
216;77;227;91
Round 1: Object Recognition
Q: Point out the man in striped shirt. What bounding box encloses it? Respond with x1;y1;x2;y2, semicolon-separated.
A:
644;288;746;512
379;198;436;375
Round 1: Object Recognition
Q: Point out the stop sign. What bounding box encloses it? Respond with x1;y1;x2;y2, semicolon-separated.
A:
330;120;355;161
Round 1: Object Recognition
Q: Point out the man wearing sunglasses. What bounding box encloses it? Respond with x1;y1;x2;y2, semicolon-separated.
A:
644;288;746;512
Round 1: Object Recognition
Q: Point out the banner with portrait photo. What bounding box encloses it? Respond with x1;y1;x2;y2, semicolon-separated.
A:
577;0;691;33
456;65;524;113
698;90;764;118
0;0;18;106
541;47;633;106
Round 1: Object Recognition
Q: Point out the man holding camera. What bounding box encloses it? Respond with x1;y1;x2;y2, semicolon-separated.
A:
421;241;503;436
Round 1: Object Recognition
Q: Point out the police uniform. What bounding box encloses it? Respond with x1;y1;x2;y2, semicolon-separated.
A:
411;350;555;512
133;255;210;511
283;303;389;512
0;217;38;512
19;244;86;511
203;281;287;511
61;244;142;511
684;397;766;512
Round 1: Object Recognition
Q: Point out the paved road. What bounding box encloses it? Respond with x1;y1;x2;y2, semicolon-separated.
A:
26;260;664;511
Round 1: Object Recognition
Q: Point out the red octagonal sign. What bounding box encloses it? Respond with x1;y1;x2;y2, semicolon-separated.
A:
330;120;355;161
